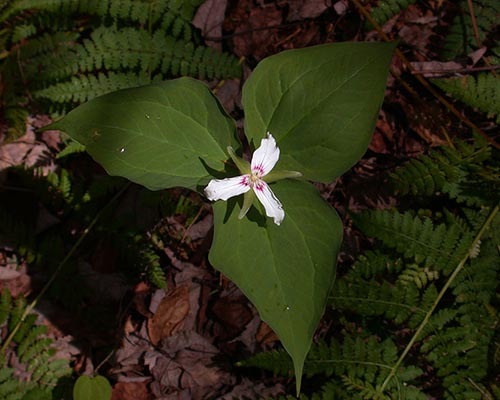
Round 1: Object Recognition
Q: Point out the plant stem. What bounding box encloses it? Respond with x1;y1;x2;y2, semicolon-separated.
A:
379;203;500;393
0;183;130;353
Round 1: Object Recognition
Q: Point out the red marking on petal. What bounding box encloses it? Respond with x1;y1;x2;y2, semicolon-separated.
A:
252;164;265;176
240;176;250;186
254;182;264;192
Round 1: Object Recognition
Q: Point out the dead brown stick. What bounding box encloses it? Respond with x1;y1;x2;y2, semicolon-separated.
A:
412;64;500;76
466;0;482;48
465;0;497;77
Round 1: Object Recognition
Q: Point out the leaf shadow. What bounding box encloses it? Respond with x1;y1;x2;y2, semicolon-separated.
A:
221;197;267;228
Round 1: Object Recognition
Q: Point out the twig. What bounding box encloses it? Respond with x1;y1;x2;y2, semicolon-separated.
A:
204;21;304;41
466;0;482;49
465;0;497;78
0;183;130;353
349;0;500;150
412;64;500;76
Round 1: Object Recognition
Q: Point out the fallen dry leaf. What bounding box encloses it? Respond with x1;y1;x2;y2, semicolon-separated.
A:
256;321;279;347
111;381;150;400
333;0;348;15
32;114;61;150
211;294;253;340
146;331;234;399
213;80;241;115
113;326;151;370
182;212;213;242
192;0;227;51
173;269;204;331
285;0;331;21
0;263;31;298
231;314;260;352
232;4;283;59
218;378;285;399
147;285;190;345
0;266;21;280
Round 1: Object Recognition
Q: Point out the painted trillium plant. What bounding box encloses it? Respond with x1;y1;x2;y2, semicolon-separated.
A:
204;133;301;225
48;42;395;394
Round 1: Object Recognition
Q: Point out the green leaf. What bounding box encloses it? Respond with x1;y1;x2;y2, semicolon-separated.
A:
242;42;395;182
49;77;238;191
209;179;343;393
73;375;112;400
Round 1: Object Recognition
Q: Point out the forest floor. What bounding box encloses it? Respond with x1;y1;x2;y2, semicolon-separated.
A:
0;0;497;399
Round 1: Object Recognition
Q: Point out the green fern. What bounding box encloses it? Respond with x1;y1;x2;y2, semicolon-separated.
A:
56;139;86;159
391;139;500;206
32;27;240;107
241;334;426;398
275;381;344;399
13;0;203;41
248;137;500;399
442;0;500;60
1;0;241;139
366;0;417;28
422;238;500;398
433;73;500;123
115;232;167;289
0;291;72;399
390;155;446;196
329;250;435;327
353;210;475;276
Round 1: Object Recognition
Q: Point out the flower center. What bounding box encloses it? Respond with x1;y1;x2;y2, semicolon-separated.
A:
250;172;261;185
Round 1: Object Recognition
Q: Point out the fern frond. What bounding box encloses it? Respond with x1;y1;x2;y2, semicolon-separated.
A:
34;71;152;104
0;371;20;400
56;140;86;159
237;348;293;376
366;0;417;28
17;325;48;359
331;274;423;325
7;296;27;336
340;376;386;399
390;156;445;196
433;73;500;123
12;313;37;344
0;293;72;398
145;258;167;289
0;289;11;326
11;23;37;42
242;335;424;398
3;106;29;142
390;139;494;199
21;338;53;364
397;264;439;289
3;0;240;138
61;27;241;81
442;0;500;59
353;210;474;275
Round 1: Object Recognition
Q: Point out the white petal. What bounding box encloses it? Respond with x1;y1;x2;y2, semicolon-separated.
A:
253;180;284;225
251;132;280;177
204;175;251;201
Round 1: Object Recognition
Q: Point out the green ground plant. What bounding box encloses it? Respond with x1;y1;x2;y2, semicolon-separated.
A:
48;42;395;394
240;136;500;399
0;0;241;140
1;1;498;398
0;289;72;400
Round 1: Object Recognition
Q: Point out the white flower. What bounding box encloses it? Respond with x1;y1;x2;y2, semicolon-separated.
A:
205;133;300;226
